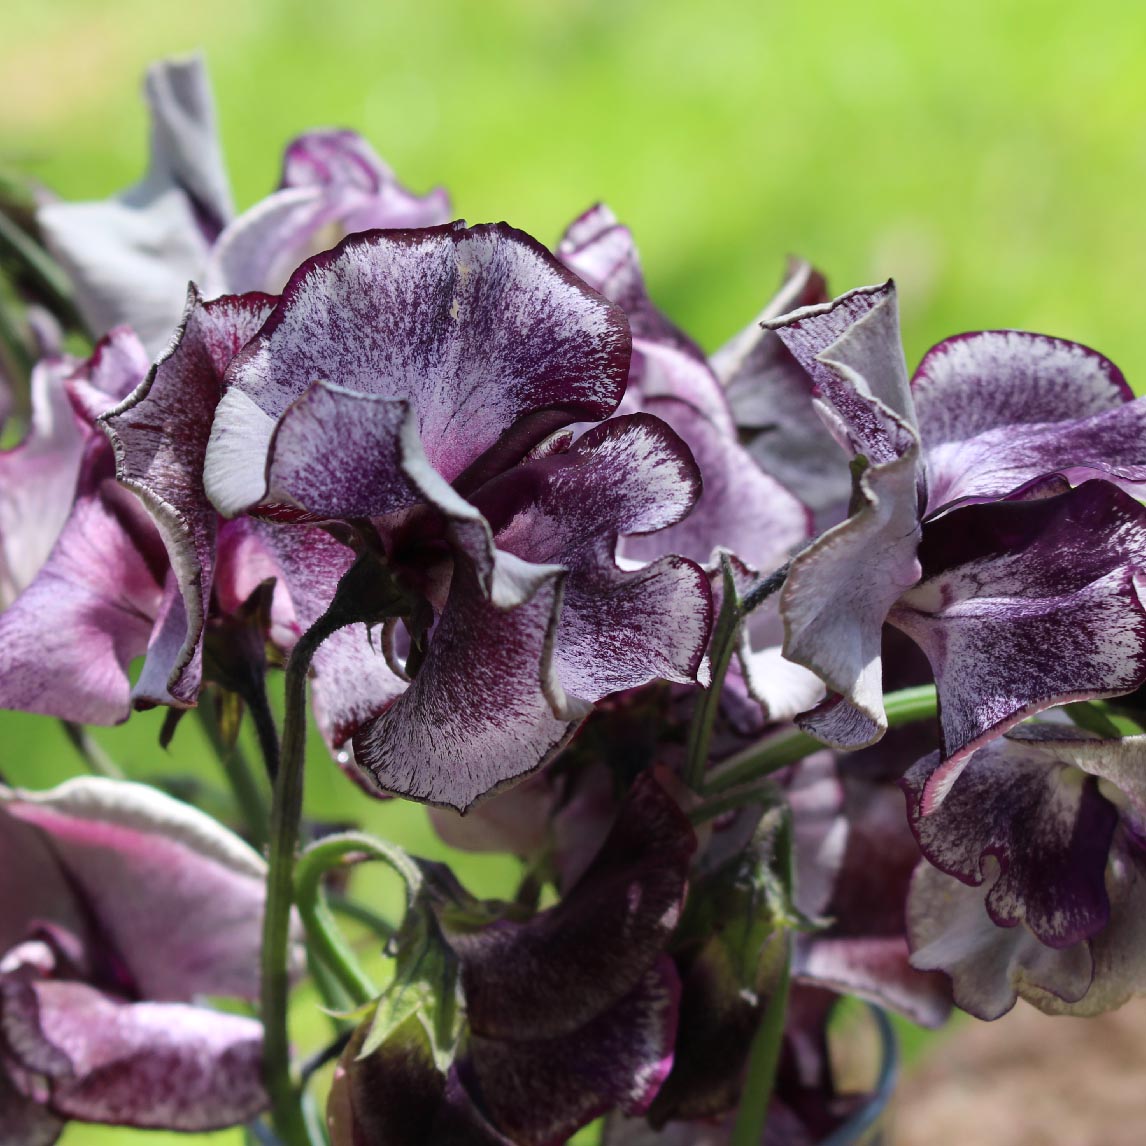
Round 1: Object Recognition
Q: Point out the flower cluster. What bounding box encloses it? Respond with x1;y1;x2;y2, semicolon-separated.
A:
2;54;1145;1145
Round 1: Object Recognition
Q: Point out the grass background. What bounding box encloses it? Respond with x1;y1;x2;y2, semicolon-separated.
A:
2;0;1145;1140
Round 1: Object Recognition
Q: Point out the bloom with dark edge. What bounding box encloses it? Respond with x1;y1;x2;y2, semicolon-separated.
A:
0;776;270;1142
764;282;1146;808
190;222;712;810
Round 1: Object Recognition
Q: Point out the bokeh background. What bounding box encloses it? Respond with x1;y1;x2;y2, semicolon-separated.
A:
4;0;1146;1142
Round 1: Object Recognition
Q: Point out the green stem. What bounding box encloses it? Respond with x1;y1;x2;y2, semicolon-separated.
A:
684;555;742;792
260;615;341;1146
59;721;124;779
0;208;81;325
705;684;938;795
687;781;781;826
729;933;792;1146
329;896;396;942
197;699;268;850
295;832;423;1009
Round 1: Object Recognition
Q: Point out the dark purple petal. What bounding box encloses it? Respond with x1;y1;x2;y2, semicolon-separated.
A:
0;1070;63;1146
0;445;164;724
2;980;265;1130
209;130;450;297
906;859;1094;1020
5;776;267;1001
890;484;1146;811
101;289;275;706
902;733;1118;948
66;327;152;424
482;414;713;698
448;772;696;1040
464;958;680;1146
353;555;578;810
37;57;231;354
205;224;630;516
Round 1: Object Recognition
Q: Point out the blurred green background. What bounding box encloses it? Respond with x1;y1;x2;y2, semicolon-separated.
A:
3;0;1146;1140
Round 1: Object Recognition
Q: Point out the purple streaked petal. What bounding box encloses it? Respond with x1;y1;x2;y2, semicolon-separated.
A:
913;330;1131;449
37;57;231;355
0;359;86;605
66;327;151;424
464;958;681;1146
902;735;1118;948
764;281;917;466
923;401;1146;515
906;860;1094;1020
2;980;265;1130
101;289;275;706
0;446;164;724
448;773;695;1039
891;484;1146;812
353;557;579;809
481;414;713;697
206;224;630;516
4;776;266;1001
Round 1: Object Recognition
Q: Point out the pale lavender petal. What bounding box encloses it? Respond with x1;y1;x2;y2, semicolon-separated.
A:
208;130;449;297
2;980;265;1130
428;773;556;857
779;444;922;748
353;556;578;809
907;860;1094;1020
0;447;164;724
37;57;231;354
102;289;275;706
206;224;630;516
902;736;1117;948
891;484;1146;812
465;959;681;1146
0;359;86;606
712;259;851;525
5;776;266;1001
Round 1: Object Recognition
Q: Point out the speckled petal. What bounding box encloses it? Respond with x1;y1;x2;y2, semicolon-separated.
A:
2;980;265;1130
101;289;275;707
205;224;630;516
891;484;1146;812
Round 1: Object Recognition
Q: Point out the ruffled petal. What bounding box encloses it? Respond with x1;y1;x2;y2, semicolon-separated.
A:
3;776;266;1001
2;980;265;1130
352;556;578;810
0;445;164;724
906;859;1094;1021
101;289;275;706
902;733;1118;948
464;958;680;1146
37;57;231;354
208;129;450;296
891;483;1146;811
447;773;695;1039
206;223;630;516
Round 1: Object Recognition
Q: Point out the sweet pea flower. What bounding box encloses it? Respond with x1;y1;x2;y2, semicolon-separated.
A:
39;56;449;357
189;222;711;809
765;282;1146;807
329;773;695;1146
557;207;821;729
904;725;1146;1020
0;776;269;1141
